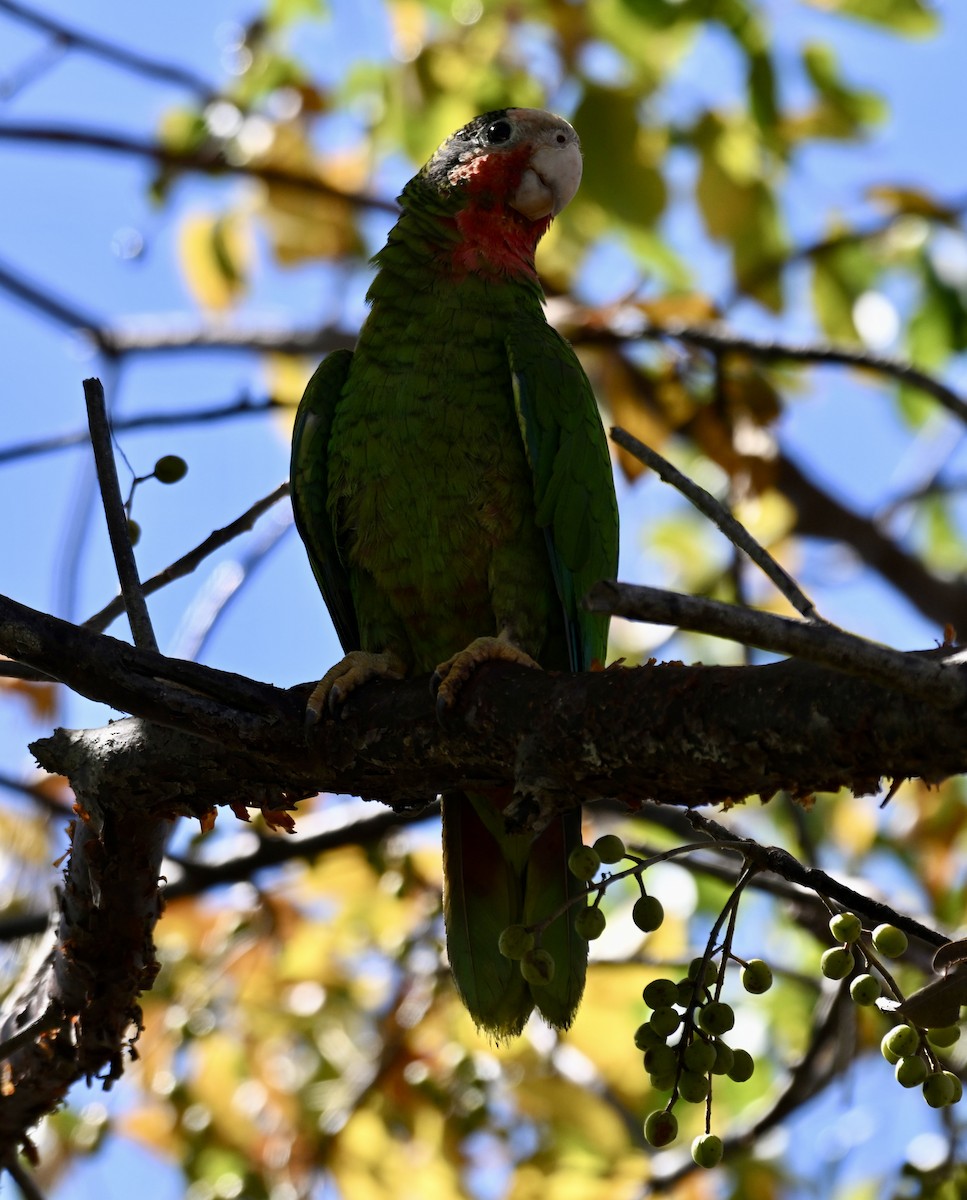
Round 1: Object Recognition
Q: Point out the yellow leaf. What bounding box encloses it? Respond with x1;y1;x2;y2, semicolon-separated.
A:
178;212;251;310
117;1101;181;1158
254;124;365;264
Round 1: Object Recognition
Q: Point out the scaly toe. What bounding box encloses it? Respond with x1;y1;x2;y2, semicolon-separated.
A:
432;636;541;713
305;650;406;727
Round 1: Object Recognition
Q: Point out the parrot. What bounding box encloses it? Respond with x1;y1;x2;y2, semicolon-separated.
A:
290;108;619;1037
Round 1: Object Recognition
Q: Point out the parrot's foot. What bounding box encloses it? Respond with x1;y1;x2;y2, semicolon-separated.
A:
432;634;540;714
306;649;406;724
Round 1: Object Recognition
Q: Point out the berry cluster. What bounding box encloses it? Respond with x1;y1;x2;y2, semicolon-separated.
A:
824;911;963;1109
639;954;761;1164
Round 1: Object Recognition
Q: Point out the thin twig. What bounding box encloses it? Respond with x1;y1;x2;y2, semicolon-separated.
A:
0;0;215;97
0;255;105;344
0;396;279;466
84;482;289;633
573;313;967;426
167;509;292;659
0;123;399;213
687;811;947;949
3;1156;48;1200
586;579;967;709
610;425;822;621
82;378;157;652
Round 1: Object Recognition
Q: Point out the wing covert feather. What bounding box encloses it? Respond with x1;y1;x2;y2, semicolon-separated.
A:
290;349;360;653
507;329;618;671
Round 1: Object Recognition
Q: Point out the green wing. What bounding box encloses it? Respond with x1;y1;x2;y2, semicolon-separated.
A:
506;326;619;1030
507;328;619;671
290;349;359;653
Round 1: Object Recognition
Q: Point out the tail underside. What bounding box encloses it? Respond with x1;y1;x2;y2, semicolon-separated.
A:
442;788;588;1037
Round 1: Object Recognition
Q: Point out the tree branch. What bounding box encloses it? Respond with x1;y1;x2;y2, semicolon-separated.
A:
0;590;965;813
775;449;967;631
610;425;822;621
0;396;280;466
568;310;967;425
0;123;399;212
0;0;215;97
587;581;966;708
84;481;289;633
83;378;157;651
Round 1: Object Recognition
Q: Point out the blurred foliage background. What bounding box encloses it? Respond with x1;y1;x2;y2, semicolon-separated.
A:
2;0;967;1196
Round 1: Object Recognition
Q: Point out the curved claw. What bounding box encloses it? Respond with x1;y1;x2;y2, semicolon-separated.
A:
433;635;541;716
305;649;406;728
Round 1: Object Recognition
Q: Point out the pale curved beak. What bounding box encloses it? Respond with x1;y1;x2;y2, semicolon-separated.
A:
510;139;583;220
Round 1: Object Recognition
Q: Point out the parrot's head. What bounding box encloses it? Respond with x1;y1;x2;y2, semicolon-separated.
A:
418;108;582;278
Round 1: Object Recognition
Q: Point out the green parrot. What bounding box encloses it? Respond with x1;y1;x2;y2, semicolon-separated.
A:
290;108;619;1037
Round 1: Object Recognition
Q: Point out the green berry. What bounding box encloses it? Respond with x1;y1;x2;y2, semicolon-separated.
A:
649;1070;678;1093
632;895;664;933
895;1056;927;1088
649;1006;681;1038
872;924;908;959
942;1071;963;1104
741;959;773;994
644;1044;677;1077
567;845;600;882
923;1071;957;1108
644;1110;678;1148
698;1000;735;1036
592;834;626;864
880;1033;900;1065
126;518;141;546
634;1022;664;1052
676;979;698;1007
710;1041;734;1076
683;1038;717;1074
927;1025;961;1049
154;454;189;484
688;957;716;988
727;1048;755;1083
828;912;862;944
883;1024;919;1059
574;906;607;940
820;947;854;981
519;948;555;986
691;1133;723;1168
497;924;534;960
849;973;881;1006
678;1070;710;1103
642;978;679;1010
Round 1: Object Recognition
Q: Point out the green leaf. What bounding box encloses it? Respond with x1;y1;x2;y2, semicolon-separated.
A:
810;236;879;340
907;250;967;368
573;85;666;229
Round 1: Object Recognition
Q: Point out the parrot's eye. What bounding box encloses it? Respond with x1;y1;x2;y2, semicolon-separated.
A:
484;119;513;145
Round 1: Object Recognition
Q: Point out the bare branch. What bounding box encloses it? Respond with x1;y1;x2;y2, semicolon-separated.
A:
566;309;967;425
0;395;279;466
0;0;215;97
586;580;966;708
0;590;965;812
610;425;822;621
83;378;157;652
775;450;967;631
0;255;106;345
84;481;289;633
0;123;399;213
687;811;946;950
